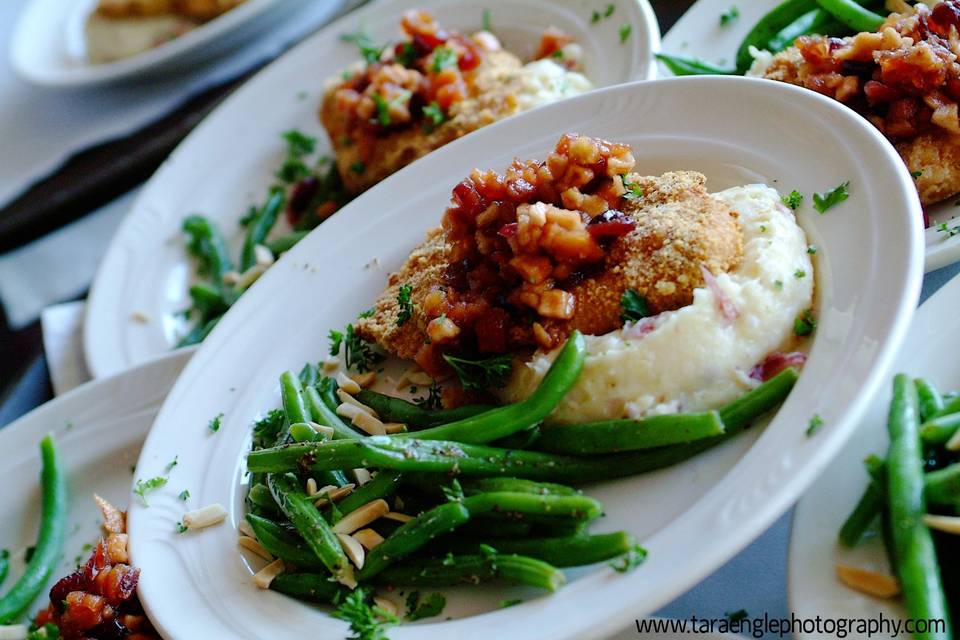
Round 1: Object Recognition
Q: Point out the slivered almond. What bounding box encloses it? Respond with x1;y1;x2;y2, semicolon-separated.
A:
407;370;435;386
309;422;335;438
337;404;385;435
336;372;362;394
946;428;960;451
353;372;377;388
353;528;385;550
238;536;273;561
322;358;340;373
182;503;228;530
337;389;378;417
923;514;960;534
354;468;373;486
333;499;390;534
836;563;901;598
131;311;151;324
373;596;399;618
253;244;274;267
338;564;357;589
306;478;319;497
313;484;355;507
222;270;241;286
337;532;366;569
235;264;266;292
252;558;285;589
383;422;407;434
383;511;413;523
238;519;256;539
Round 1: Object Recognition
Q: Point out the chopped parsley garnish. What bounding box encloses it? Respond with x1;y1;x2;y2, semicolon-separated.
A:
806;414;824;436
759;224;767;232
395;41;418;67
252;409;286;450
358;308;375;318
442;551;456;566
482;8;492;31
414;381;443;410
726;609;749;623
794;269;806;279
372;94;392;127
134;476;168;506
341;30;385;64
719;6;740;25
332;588;398;640
911;170;923;178
208;412;223;433
344;323;385;373
396;283;414;326
405;591;447;621
622;176;643;200
276;129;317;184
794;309;817;337
774;280;783;290
592;3;615;22
24;546;36;563
936;222;960;238
329;329;344;356
807;244;818;254
605;3;616;16
442;353;513;392
431;46;458;72
812;181;849;213
619;23;632;43
442;479;465;503
350;161;366;174
610;544;647;572
551;49;565;59
781;190;803;210
620;289;650;323
26;623;60;640
501;598;523;608
175;522;188;534
178;490;190;501
165;456;179;472
422;101;447;132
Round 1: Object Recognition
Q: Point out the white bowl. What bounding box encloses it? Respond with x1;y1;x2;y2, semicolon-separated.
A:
8;0;342;87
128;75;923;639
788;271;960;636
83;0;661;378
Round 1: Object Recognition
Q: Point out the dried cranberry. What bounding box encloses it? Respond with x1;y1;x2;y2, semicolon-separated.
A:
50;571;89;611
287;176;319;224
505;178;537;202
863;80;902;103
498;222;518;237
451;180;486;217
587;210;635;239
750;352;807;381
933;0;960;28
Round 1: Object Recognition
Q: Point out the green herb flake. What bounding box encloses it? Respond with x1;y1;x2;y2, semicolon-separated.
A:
806;414;824;437
605;3;615;16
622;175;643;200
252;409;286;450
610;544;647;573
175;522;188;534
395;41;418;67
396;283;414;326
24;546;36;563
442;552;456;566
482;8;492;31
936;222;960;238
422;101;447;132
178;490;190;501
341;29;385;64
372;93;392;127
774;280;783;291
431;46;458;73
443;353;513;392
719;6;740;25
414;381;443;410
911;170;923;178
812;181;850;213
620;289;650;323
500;598;523;608
26;623;60;640
794;309;817;337
794;269;806;279
165;456;179;473
619;23;632;43
405;591;447;621
332;588;398;640
591;9;602;22
806;244;818;255
358;308;375;319
350;161;366;174
344;323;385;373
329;329;344;356
134;476;168;506
208;412;224;433
781;190;803;210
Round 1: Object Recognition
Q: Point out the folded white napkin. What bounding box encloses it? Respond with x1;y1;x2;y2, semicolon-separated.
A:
41;301;91;395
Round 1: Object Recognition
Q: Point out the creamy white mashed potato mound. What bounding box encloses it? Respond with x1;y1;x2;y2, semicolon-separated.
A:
746;45;775;77
513;59;592;110
502;184;814;424
85;14;194;63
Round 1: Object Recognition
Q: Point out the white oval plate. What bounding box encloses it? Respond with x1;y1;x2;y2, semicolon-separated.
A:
8;0;342;87
788;272;960;635
83;0;660;378
660;0;960;272
128;76;922;640
0;350;189;622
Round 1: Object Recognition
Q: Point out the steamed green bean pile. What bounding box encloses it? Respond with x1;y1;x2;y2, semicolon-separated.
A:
243;330;799;621
838;376;958;638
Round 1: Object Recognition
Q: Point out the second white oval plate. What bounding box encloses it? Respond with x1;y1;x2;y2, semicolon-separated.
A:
83;0;660;378
659;0;960;272
788;272;960;635
128;76;922;639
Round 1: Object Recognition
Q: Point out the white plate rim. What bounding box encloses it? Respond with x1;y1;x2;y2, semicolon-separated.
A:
126;74;924;640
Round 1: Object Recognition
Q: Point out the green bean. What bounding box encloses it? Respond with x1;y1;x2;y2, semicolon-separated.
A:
289;422;325;443
240;189;285;272
533;411;724;454
719;368;799;431
281;373;348;487
656;53;736;76
441;532;637;567
766;9;843;52
885;374;951;639
458;520;532;538
268;473;351;584
838;480;884;547
245;514;324;570
0;551;8;588
304;386;362;440
187;283;231;318
266;231;310;257
398;331;586;444
270;572;347;603
182;215;234;285
176;315;221;348
460;477;580;497
461;492;602;522
0;435;68;623
916;378;945;424
493;426;541;450
298;363;319;389
814;0;883;32
736;0;816;72
935;394;960;419
858;456;960;508
919;413;960;446
375;553;565;591
335;471;403;515
354;390;494;429
247;483;283;518
358;502;471;580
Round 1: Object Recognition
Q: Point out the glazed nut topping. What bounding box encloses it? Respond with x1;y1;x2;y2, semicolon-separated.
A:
238;519;256;539
382;511;414;523
182;503;228;530
835;563;901;598
332;499;390;534
337;389;379;417
352;528;386;550
336;371;362;394
252;558;285;590
238;536;273;561
337;533;367;569
313;483;355;507
922;513;960;534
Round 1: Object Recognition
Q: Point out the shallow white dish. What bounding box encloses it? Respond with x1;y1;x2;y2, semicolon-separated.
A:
788;272;960;636
0;350;189;622
660;0;960;272
8;0;339;87
83;0;660;378
128;75;922;639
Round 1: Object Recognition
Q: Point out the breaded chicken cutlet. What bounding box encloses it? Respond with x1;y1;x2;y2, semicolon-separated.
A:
757;0;960;205
355;134;742;375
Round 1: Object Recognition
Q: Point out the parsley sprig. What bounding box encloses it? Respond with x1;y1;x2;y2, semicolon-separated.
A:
620;289;650;323
405;591;447;621
781;190;802;210
443;353;513;392
812;181;849;213
396;283;414;326
133;477;168;506
332;588;398;640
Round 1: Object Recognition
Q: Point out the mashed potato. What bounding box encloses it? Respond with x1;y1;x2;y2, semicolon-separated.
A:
85;14;194;63
501;184;814;424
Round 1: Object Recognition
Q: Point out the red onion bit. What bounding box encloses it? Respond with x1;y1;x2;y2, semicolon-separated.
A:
750;351;807;381
700;264;739;323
